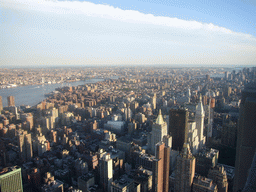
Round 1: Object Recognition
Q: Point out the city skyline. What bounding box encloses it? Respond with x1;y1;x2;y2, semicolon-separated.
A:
1;0;256;67
0;66;255;191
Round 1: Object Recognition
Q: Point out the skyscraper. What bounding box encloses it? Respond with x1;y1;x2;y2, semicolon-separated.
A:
195;99;205;149
0;166;23;192
148;110;169;155
187;120;199;154
169;108;189;151
7;96;15;107
151;93;157;110
174;143;195;192
124;107;132;121
234;83;256;191
20;113;34;130
152;141;170;192
207;98;213;140
18;131;33;162
99;153;113;192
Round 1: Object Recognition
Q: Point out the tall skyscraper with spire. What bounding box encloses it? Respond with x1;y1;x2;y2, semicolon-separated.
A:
174;143;195;192
195;98;205;149
148;110;169;155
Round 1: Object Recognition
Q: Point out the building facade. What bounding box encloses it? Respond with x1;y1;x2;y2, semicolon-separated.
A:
18;131;33;162
174;143;195;192
152;141;170;192
148;110;169;155
100;153;113;192
169;108;189;151
7;96;15;107
0;166;23;192
234;83;256;191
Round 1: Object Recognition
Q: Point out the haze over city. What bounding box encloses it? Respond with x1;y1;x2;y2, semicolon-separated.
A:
1;0;256;67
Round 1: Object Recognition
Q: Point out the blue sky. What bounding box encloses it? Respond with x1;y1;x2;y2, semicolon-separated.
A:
1;0;256;67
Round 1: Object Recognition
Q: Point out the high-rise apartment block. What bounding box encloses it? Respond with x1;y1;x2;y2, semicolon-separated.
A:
234;83;256;191
7;96;15;107
0;166;23;192
174;143;195;192
169;108;189;151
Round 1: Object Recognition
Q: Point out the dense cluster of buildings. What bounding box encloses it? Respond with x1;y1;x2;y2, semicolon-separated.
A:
0;67;119;88
0;66;256;192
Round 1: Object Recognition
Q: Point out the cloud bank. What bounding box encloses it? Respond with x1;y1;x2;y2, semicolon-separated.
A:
1;0;256;66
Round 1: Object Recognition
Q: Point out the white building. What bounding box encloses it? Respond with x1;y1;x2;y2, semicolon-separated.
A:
147;110;171;155
195;99;206;149
187;121;199;155
99;153;113;192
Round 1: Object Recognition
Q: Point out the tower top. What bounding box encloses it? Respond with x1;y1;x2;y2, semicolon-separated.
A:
196;100;205;116
181;143;192;158
155;109;164;125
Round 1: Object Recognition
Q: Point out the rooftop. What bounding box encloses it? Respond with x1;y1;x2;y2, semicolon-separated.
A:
0;166;21;176
112;174;134;188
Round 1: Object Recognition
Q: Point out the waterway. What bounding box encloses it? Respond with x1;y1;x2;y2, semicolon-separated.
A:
0;79;103;107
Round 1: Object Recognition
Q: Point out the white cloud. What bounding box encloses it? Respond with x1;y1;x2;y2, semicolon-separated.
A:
2;0;255;40
1;0;256;66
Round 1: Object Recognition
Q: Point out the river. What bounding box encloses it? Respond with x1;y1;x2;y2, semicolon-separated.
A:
0;79;103;108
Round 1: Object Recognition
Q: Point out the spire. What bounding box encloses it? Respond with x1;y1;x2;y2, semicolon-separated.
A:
155;109;164;125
